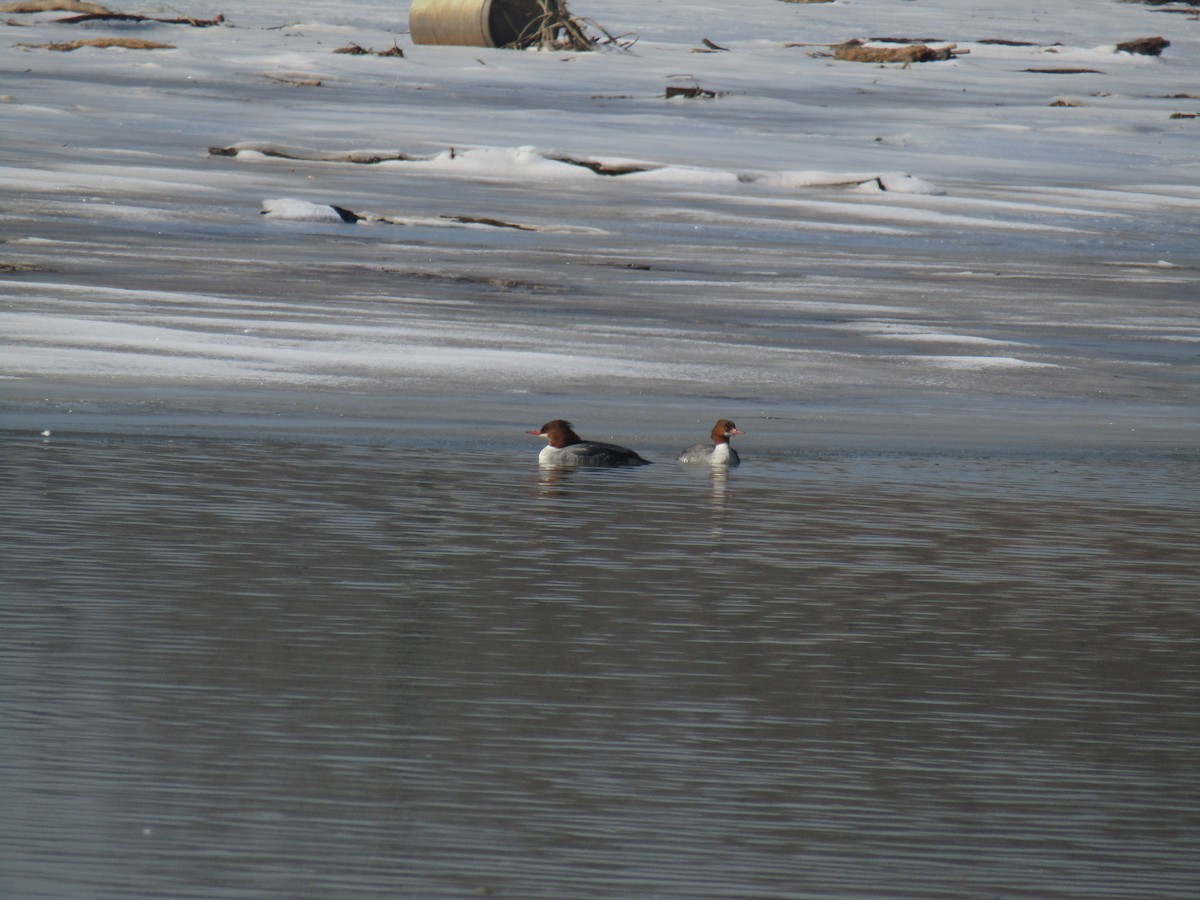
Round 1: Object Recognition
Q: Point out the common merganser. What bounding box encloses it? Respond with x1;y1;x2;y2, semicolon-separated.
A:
678;419;743;465
527;419;651;467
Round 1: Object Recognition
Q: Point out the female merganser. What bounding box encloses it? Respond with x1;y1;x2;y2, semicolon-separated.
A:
678;419;743;466
527;419;651;467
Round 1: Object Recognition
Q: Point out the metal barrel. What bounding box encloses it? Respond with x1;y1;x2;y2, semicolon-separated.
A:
409;0;545;48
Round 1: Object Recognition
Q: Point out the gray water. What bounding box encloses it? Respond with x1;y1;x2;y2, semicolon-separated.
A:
2;431;1197;899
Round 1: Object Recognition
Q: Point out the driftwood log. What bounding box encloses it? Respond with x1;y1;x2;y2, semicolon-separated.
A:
833;39;964;63
1115;36;1170;55
54;11;224;25
209;145;419;163
333;41;404;57
0;1;111;11
21;36;174;50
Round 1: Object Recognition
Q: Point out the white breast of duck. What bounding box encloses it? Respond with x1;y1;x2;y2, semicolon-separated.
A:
678;418;743;466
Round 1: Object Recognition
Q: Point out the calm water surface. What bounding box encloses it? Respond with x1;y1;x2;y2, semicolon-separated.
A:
2;434;1198;898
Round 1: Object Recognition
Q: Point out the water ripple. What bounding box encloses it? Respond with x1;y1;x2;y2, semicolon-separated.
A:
2;436;1197;898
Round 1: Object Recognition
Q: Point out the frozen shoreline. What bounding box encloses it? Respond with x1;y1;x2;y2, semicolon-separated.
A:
2;0;1198;449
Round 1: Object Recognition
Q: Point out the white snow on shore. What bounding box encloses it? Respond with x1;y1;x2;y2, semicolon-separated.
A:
1;0;1197;424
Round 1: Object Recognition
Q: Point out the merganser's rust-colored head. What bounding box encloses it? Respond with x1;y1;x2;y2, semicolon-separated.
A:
527;419;582;448
712;419;744;445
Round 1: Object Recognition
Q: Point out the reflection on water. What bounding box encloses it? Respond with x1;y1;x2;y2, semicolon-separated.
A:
707;465;730;535
2;435;1198;898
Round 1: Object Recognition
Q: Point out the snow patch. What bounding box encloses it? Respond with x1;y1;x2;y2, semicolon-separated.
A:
261;198;356;223
853;174;947;196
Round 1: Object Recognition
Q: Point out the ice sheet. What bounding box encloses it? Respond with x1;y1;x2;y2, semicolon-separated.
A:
1;0;1197;444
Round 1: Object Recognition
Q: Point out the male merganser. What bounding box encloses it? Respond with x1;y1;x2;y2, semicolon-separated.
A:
678;419;743;465
527;419;651;467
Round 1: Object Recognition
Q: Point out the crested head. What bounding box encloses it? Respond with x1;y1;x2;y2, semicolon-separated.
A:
711;419;744;444
528;419;582;448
